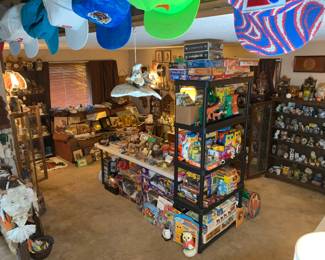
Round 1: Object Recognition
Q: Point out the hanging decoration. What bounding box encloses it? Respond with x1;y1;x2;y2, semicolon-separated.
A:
21;0;59;55
129;0;200;39
229;0;325;56
111;64;162;99
0;4;39;58
43;0;89;51
72;0;131;50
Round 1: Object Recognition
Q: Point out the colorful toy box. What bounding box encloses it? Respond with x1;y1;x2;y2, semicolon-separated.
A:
174;214;199;249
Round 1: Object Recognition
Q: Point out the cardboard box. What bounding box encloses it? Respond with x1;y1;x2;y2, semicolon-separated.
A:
188;67;225;76
176;105;200;125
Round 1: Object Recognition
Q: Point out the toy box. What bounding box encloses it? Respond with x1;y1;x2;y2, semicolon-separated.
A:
174;214;199;250
143;202;159;225
186;59;224;68
176;105;200;126
186;197;237;244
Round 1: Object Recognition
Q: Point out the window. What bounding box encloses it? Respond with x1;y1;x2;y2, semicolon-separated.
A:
49;63;91;108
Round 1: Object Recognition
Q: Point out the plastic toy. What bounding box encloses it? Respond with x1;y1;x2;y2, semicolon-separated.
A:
207;103;223;122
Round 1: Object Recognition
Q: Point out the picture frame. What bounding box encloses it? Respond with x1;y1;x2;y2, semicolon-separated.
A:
155;50;163;63
293;56;325;72
73;149;84;162
163;50;172;63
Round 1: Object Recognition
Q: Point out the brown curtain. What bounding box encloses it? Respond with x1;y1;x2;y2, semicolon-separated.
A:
87;60;119;104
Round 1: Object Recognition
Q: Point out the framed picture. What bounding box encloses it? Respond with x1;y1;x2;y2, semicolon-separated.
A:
73;149;84;162
155;50;163;62
294;56;325;72
163;50;172;63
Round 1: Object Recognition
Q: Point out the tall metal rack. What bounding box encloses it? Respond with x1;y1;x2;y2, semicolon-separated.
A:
173;77;253;253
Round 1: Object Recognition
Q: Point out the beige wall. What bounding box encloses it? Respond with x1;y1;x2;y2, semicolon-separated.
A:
3;48;131;76
280;41;325;85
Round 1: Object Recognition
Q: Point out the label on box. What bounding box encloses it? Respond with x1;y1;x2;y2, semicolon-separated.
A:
185;51;223;61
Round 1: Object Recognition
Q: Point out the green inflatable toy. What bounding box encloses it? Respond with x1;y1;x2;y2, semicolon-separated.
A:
129;0;200;39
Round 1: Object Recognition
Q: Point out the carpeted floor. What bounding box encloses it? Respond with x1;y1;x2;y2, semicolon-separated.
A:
1;162;325;260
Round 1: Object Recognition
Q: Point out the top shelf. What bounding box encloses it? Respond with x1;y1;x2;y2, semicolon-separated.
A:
174;76;253;88
273;97;325;108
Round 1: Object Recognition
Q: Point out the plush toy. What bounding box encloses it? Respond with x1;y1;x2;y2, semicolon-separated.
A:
181;232;197;257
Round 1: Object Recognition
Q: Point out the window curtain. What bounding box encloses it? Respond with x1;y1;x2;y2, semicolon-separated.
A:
86;60;119;104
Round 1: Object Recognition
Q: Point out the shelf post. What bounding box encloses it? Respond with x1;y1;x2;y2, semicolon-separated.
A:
238;79;252;208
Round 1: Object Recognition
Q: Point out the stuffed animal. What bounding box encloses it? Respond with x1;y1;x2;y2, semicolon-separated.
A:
181;232;197;257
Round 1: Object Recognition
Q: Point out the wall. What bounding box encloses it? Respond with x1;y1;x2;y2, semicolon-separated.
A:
3;48;131;76
280;41;325;85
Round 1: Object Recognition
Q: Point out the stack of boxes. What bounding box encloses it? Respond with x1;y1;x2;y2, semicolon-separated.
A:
169;39;257;81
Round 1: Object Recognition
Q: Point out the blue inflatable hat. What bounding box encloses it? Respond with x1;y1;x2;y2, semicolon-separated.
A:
229;0;325;56
21;0;59;55
72;0;131;50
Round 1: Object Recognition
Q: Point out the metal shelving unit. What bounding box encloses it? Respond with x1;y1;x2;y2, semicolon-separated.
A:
267;97;325;194
173;77;253;253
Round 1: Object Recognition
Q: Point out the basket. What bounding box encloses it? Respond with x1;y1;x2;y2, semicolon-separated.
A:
29;235;54;260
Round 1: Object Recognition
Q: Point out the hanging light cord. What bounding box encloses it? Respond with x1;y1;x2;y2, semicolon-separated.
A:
133;27;137;64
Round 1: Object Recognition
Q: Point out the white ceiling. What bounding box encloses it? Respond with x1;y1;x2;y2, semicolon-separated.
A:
76;13;325;50
7;13;325;51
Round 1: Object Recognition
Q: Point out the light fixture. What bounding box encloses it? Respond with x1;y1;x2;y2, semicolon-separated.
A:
111;28;162;100
3;70;27;94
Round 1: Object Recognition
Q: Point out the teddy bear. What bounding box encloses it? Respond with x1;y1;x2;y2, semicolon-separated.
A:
181;232;197;257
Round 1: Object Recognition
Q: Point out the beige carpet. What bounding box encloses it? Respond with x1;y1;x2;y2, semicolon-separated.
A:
1;162;324;260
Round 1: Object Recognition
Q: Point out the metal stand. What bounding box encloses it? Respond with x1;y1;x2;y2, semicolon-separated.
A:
173;77;253;253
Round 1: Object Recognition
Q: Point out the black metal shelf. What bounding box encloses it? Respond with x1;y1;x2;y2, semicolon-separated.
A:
173;76;252;253
273;97;325;109
174;189;239;215
270;155;325;174
199;221;236;253
175;114;246;133
266;172;325;194
175;153;243;176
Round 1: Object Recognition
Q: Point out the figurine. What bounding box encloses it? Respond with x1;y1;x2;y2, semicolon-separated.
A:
309;151;317;166
307;137;315;147
315;83;325;102
289;148;295;161
276;76;291;98
181;232;197;257
162;224;173;241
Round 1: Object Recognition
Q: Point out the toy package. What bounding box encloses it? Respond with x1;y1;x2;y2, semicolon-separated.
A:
178;167;240;208
178;127;242;170
142;202;160;225
174;214;199;249
186;196;237;244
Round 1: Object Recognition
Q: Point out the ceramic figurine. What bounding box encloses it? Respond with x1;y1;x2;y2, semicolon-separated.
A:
307;138;315;147
181;232;197;257
315;83;325;101
289;148;295;161
309;152;317;166
162;224;173;241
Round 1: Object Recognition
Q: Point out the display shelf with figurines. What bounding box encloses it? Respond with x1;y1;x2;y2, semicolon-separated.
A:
173;77;253;253
267;84;325;194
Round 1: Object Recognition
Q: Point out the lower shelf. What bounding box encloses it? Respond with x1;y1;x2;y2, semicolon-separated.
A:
265;172;325;194
199;221;236;253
